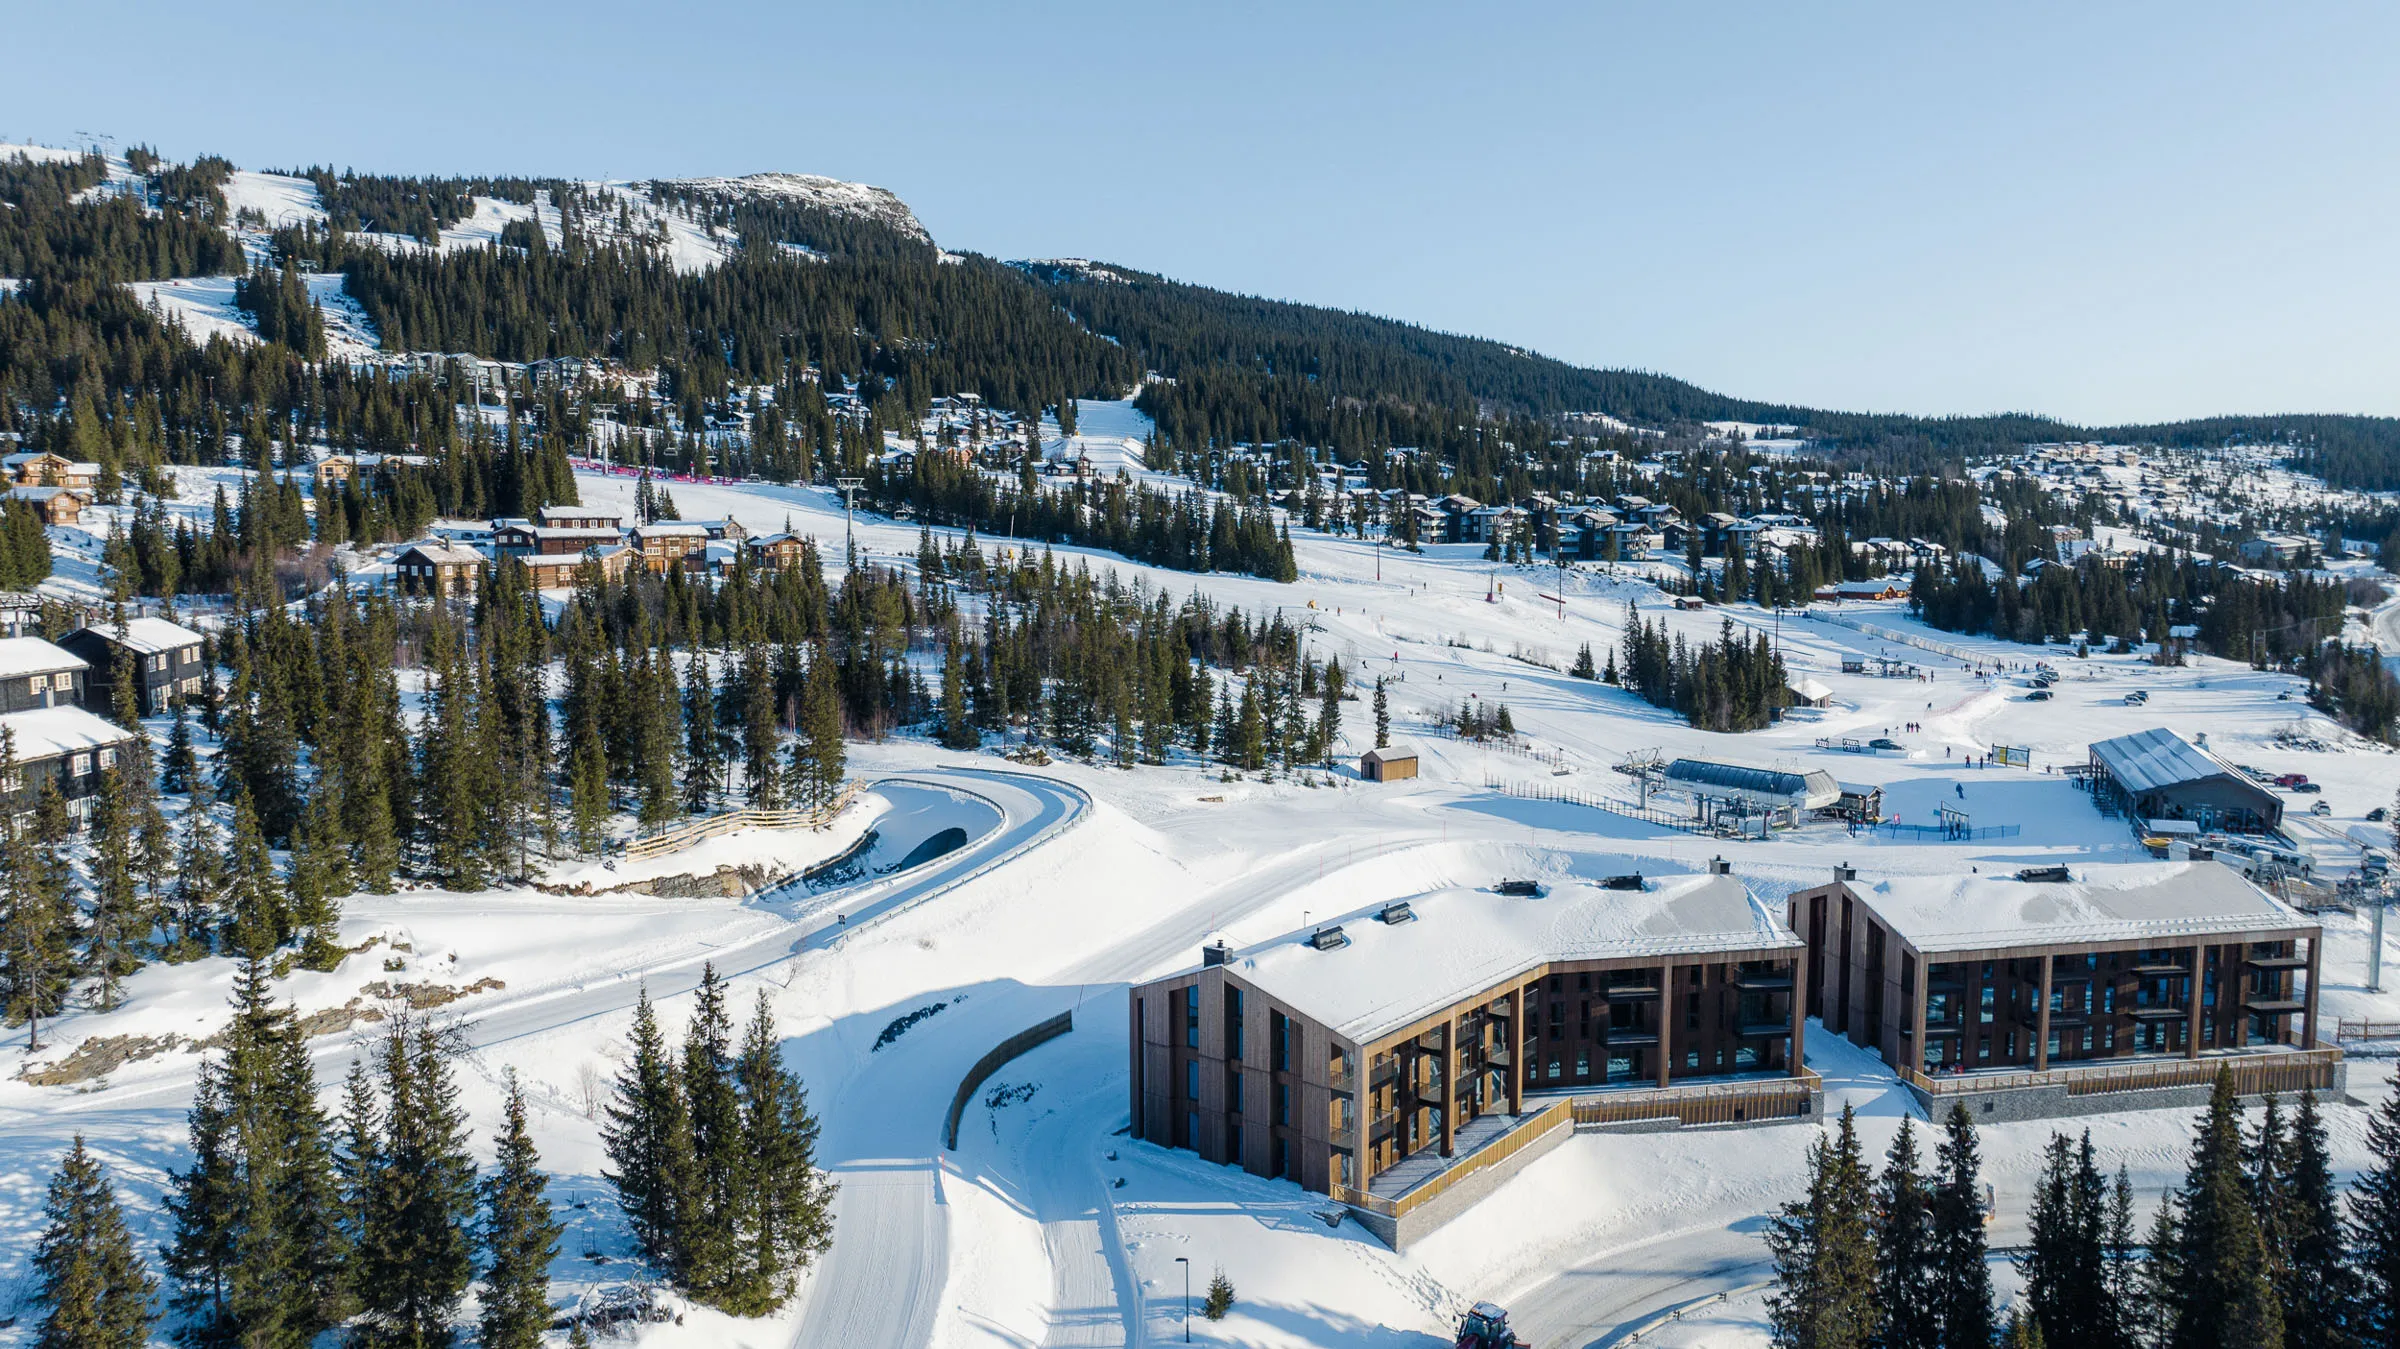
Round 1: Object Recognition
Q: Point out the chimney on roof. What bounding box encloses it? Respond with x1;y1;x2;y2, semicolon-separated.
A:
1710;855;1731;875
1201;940;1231;967
1834;863;1857;883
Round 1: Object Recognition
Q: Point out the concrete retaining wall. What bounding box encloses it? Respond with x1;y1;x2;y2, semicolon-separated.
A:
944;1009;1073;1150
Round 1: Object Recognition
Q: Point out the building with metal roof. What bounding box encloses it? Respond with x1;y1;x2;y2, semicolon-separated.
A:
2087;727;2280;833
1662;759;1842;823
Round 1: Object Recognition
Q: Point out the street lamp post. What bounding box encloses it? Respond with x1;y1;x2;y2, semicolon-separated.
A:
1175;1255;1191;1342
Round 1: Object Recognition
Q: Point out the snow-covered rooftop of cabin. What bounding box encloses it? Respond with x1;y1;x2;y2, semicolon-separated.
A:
0;705;137;760
1848;863;2306;953
84;616;206;655
1220;873;1798;1046
0;637;85;679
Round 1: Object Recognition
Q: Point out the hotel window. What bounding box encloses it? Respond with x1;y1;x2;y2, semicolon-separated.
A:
1979;987;1995;1023
1687;993;1701;1030
1274;1083;1291;1127
53;673;71;690
24;676;38;695
1229;1073;1244;1114
1575;1048;1589;1077
70;754;90;776
1272;1013;1292;1072
1185;1060;1198;1101
1546;1058;1560;1080
1184;986;1200;1048
1227;990;1244;1060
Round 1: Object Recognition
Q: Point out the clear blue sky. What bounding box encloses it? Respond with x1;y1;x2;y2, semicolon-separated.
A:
9;2;2395;425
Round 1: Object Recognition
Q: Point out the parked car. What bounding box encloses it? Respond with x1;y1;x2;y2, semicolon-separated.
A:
2275;773;2310;788
2294;782;2323;794
2027;689;2053;701
2311;800;2333;816
1869;737;1904;751
2370;806;2390;822
2123;690;2150;705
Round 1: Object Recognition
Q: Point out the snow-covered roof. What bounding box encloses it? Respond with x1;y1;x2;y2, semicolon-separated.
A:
82;616;205;655
0;705;137;761
0;637;84;679
1663;759;1841;809
2087;727;2250;794
398;543;489;566
1222;874;1799;1046
1845;863;2307;954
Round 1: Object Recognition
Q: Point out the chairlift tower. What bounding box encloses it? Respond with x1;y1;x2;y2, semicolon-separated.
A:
835;475;864;562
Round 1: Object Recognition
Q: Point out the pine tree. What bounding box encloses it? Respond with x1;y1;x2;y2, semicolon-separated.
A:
1928;1103;1994;1349
1371;676;1389;749
2103;1167;2142;1347
1766;1104;1878;1349
169;774;227;957
2353;1074;2400;1348
1874;1115;1938;1349
602;986;691;1270
938;637;979;751
29;1136;157;1349
480;1071;562;1349
682;650;719;816
2171;1068;2284;1349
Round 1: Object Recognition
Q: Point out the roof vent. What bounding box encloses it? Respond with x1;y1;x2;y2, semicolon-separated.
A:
1496;879;1543;897
1834;863;1857;883
1377;901;1416;925
1308;925;1350;951
1710;855;1732;876
1202;940;1232;967
2015;865;2073;884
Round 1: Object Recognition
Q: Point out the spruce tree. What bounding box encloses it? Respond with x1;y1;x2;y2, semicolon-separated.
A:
2171;1068;2284;1349
81;766;147;1009
162;960;349;1349
1928;1103;1994;1349
727;990;833;1313
788;660;845;809
2021;1132;2105;1349
1766;1104;1877;1349
2353;1074;2400;1348
1371;677;1389;749
2286;1090;2360;1349
0;739;75;1045
480;1071;562;1349
602;986;691;1270
1874;1115;1938;1349
675;966;743;1299
29;1136;158;1349
347;1012;477;1349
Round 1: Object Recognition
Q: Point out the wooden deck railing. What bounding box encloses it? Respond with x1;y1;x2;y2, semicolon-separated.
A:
1904;1048;2342;1101
2339;1019;2400;1043
1569;1069;1821;1129
622;781;864;861
1330;1099;1575;1221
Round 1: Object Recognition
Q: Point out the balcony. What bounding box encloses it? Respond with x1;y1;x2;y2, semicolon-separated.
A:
2245;954;2308;970
1732;970;1795;992
1603;984;1660;1002
2128;1005;2188;1020
1328;1065;1358;1094
1485;1046;1511;1069
1604;1030;1660;1047
2242;997;2306;1014
1370;1058;1400;1089
2131;962;2192;975
1737;1021;1791;1039
1369;1109;1397;1140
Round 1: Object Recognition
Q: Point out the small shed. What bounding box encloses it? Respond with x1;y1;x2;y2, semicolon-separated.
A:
1361;746;1419;783
1788;677;1835;708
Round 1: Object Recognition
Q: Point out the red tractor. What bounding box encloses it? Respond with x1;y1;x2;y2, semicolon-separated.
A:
1456;1301;1530;1349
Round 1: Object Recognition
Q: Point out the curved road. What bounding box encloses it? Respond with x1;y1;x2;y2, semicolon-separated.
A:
11;766;1091;1345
